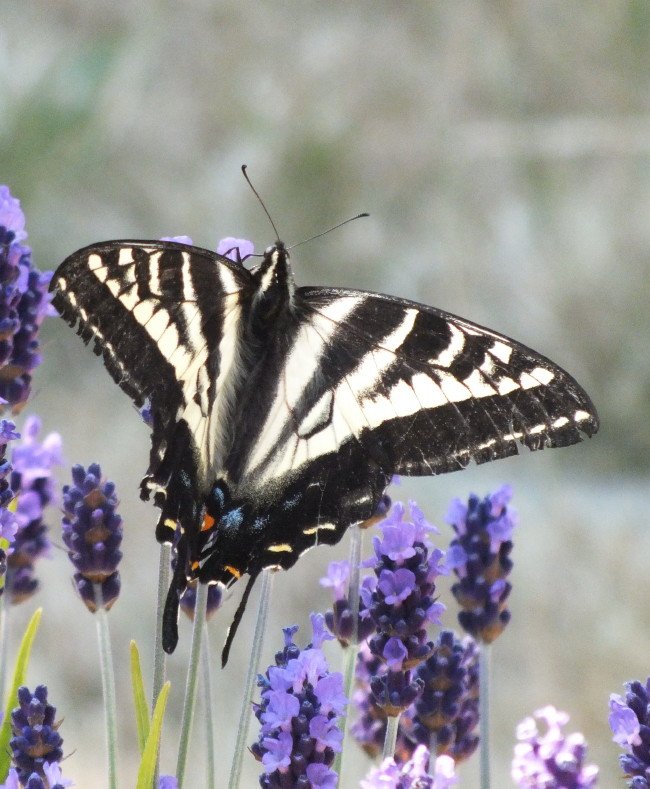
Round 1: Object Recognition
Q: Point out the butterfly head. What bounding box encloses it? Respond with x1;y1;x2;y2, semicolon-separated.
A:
251;241;295;312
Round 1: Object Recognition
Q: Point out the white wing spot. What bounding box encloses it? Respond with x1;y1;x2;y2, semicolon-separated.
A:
431;323;465;367
496;377;519;395
489;341;512;363
463;369;497;398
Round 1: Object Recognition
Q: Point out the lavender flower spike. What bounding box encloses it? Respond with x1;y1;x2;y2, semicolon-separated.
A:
252;614;345;788
363;501;445;716
9;686;67;786
610;678;650;786
512;705;598;788
445;485;516;643
0;186;55;411
62;463;122;611
7;416;61;603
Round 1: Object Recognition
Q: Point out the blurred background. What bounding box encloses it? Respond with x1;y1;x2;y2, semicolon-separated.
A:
1;1;648;785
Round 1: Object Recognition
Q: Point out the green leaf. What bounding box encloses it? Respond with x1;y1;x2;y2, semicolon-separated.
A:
0;608;42;780
130;640;150;754
136;681;170;789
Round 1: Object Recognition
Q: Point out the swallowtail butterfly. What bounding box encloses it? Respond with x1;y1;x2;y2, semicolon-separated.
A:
50;235;598;663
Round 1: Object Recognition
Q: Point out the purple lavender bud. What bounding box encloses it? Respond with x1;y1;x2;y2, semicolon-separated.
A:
216;237;254;263
610;678;650;785
179;580;222;621
62;463;122;611
252;615;346;787
6;417;60;603
445;485;516;643
360;744;457;788
158;777;178;789
0;188;54;412
364;501;445;716
512;706;599;787
9;686;65;786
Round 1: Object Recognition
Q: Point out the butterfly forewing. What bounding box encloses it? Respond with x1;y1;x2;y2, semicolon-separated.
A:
235;286;598;497
51;240;251;495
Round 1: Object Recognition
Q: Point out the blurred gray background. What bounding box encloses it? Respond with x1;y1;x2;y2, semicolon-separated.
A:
2;1;649;786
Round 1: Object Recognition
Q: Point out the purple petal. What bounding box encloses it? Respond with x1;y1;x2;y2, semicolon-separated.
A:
260;690;299;730
261;730;293;773
609;694;641;747
383;637;407;669
319;560;350;599
217;237;254;263
314;673;347;716
160;235;193;245
310;612;334;649
0;186;27;241
305;763;338;789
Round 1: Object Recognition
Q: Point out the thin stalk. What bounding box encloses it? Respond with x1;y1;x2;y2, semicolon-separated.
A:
0;593;7;701
201;625;216;789
152;542;171;711
228;568;273;789
176;581;208;787
333;524;363;782
382;713;400;759
479;643;491;789
95;586;118;789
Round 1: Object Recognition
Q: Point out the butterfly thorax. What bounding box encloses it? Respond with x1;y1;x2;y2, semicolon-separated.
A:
249;241;295;325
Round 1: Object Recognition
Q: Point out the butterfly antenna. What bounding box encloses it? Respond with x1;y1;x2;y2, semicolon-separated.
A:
241;164;281;240
287;212;369;251
221;570;260;667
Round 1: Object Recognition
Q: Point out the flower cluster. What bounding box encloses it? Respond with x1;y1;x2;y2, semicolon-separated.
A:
609;677;650;785
7;416;61;603
512;705;598;787
361;501;445;716
445;485;516;643
8;686;67;786
352;631;479;763
62;463;123;611
251;614;346;788
0;186;54;412
360;744;456;788
400;630;480;762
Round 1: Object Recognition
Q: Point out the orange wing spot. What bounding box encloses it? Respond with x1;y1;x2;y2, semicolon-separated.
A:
191;561;200;571
201;514;215;532
224;565;241;580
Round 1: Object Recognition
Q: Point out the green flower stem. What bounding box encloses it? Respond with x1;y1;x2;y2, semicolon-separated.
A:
382;713;400;759
95;586;118;789
480;643;491;789
152;542;171;711
176;580;208;787
228;568;273;789
201;625;215;789
333;523;363;782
